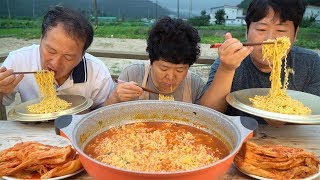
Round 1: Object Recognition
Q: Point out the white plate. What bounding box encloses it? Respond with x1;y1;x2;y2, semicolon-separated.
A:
2;169;84;180
8;95;93;122
0;134;71;151
235;164;320;180
226;88;320;124
0;135;84;180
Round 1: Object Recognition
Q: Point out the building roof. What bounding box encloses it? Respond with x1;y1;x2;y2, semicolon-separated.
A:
306;5;320;9
210;5;243;10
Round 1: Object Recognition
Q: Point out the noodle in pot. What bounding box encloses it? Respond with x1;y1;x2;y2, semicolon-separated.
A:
84;122;230;172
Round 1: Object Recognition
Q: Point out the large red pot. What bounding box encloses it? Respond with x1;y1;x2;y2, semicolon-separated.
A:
55;100;257;180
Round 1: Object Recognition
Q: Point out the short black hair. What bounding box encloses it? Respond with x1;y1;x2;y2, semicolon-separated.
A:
41;6;93;53
245;0;307;32
146;16;200;66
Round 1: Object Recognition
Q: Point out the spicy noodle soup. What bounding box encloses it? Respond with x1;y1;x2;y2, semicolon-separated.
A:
84;122;230;172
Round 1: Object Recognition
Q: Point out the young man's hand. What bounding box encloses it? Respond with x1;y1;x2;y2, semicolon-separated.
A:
218;32;253;72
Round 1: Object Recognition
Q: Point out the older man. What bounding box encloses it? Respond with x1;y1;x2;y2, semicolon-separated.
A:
0;6;114;109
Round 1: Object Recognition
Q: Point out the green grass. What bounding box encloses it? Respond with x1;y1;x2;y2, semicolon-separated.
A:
0;28;40;39
0;19;319;49
95;26;148;39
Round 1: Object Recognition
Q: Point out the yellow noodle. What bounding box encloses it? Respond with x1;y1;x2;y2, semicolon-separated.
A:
159;94;175;101
158;85;175;101
249;37;311;115
27;70;71;114
90;122;219;172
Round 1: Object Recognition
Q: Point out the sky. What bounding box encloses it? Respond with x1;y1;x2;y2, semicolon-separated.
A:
151;0;242;15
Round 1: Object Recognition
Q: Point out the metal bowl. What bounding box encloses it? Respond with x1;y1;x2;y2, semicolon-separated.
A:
55;100;257;180
8;95;93;122
226;88;320;124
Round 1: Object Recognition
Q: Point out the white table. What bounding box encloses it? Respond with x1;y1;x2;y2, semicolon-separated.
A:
1;121;319;179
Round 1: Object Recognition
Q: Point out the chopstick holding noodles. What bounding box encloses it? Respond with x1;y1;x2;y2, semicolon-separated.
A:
210;41;276;48
12;71;38;74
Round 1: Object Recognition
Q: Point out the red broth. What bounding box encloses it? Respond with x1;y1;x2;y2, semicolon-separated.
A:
84;122;230;172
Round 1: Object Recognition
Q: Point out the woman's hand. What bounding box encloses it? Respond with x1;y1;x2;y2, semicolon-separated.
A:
105;81;144;105
113;81;143;102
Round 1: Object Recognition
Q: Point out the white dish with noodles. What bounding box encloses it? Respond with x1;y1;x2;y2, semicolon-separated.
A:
226;88;320;124
226;37;320;124
7;95;93;122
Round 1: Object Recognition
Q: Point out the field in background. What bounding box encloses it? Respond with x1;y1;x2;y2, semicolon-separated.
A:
1;19;320;49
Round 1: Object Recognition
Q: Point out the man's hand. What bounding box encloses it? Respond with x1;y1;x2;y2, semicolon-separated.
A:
218;32;253;72
0;67;23;94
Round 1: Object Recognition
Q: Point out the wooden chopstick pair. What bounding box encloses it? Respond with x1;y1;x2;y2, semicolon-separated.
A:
12;70;53;74
12;71;37;74
114;79;159;95
210;41;275;48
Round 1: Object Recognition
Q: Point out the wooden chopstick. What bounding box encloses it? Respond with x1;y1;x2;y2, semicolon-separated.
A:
243;41;276;46
210;41;276;48
139;86;159;95
12;71;37;74
115;79;159;95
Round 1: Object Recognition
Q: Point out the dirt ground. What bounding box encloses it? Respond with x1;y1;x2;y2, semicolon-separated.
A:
1;37;319;115
0;37;217;82
1;37;319;82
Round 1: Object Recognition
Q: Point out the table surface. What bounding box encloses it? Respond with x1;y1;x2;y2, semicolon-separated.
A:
0;120;319;180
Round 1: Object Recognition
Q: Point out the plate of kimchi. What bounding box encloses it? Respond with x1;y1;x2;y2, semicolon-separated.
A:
234;141;320;180
0;135;83;179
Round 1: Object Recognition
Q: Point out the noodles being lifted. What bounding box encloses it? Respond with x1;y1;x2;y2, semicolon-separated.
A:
249;37;311;115
158;85;175;100
159;94;174;101
27;70;71;114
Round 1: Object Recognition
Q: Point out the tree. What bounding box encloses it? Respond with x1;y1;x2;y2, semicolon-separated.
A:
307;0;320;6
237;0;252;13
92;0;98;31
6;0;11;19
301;13;318;27
187;10;210;26
201;10;206;16
215;9;226;25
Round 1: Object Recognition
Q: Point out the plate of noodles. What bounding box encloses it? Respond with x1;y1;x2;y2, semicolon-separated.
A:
7;95;93;121
226;36;320;123
226;88;320;124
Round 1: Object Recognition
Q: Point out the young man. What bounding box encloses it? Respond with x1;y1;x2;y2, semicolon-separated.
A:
200;0;320;124
106;17;204;104
0;6;114;109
